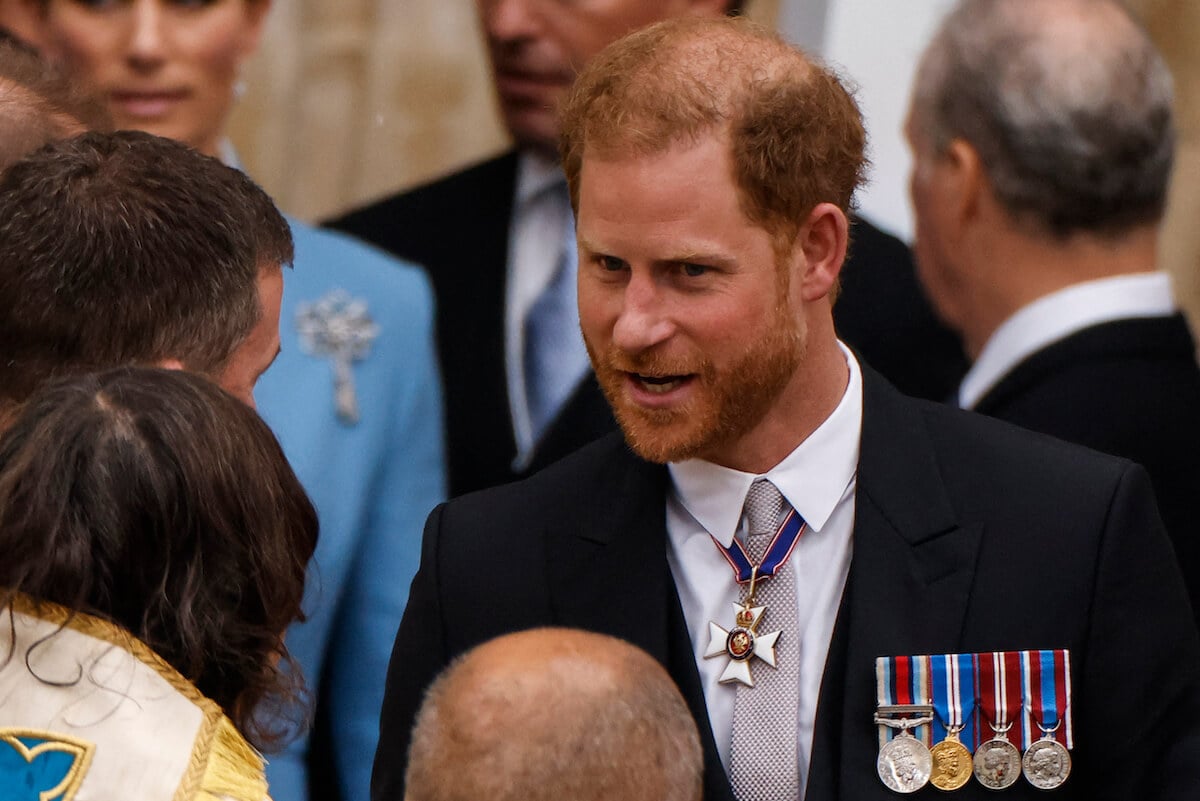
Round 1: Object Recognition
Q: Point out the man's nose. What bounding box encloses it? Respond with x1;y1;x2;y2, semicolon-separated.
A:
479;0;542;43
611;271;676;354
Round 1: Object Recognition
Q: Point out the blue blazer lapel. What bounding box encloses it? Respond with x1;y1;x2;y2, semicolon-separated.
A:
808;370;983;801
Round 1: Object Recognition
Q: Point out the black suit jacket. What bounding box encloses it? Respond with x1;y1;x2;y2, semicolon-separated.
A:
973;314;1200;628
327;152;965;496
374;370;1200;801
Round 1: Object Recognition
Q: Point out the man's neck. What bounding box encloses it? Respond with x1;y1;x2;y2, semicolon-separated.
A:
961;223;1160;359
705;330;850;475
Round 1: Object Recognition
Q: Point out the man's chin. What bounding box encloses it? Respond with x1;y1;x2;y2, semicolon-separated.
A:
612;406;705;465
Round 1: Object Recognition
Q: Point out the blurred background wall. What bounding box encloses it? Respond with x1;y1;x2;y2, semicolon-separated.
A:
4;0;1194;323
227;0;779;222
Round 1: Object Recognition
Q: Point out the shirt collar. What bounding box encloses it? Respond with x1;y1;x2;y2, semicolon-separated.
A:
516;150;566;207
669;343;863;546
959;271;1176;409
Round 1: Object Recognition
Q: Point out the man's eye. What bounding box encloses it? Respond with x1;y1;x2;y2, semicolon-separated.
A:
680;262;708;277
599;255;625;272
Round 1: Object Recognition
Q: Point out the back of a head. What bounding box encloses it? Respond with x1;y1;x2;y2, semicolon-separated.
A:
560;16;866;254
0;130;293;417
406;628;703;801
0;36;109;170
0;366;318;750
911;0;1174;238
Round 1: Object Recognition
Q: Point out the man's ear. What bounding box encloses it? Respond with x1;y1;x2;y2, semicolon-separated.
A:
795;203;849;302
941;138;986;234
156;358;186;372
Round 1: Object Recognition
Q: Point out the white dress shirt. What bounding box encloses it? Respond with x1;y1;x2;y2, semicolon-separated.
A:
666;344;862;795
958;272;1177;409
505;152;589;469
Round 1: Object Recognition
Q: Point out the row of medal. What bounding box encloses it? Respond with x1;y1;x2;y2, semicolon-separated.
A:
874;650;1073;793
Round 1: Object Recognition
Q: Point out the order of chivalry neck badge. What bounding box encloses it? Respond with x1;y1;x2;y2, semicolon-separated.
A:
704;601;781;687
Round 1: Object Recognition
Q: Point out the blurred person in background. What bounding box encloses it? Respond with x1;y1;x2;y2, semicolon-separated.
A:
0;33;108;164
16;3;448;799
906;0;1200;624
0;366;318;801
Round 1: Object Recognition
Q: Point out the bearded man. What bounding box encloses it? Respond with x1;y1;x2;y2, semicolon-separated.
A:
374;17;1200;801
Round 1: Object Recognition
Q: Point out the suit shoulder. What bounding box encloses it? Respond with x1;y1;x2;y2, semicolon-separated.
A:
441;433;646;522
848;215;914;267
325;152;517;231
915;396;1134;493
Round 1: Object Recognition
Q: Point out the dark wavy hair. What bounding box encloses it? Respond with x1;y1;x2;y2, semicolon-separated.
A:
0;367;318;751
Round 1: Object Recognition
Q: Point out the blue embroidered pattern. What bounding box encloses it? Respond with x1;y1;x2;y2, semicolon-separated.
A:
0;730;93;801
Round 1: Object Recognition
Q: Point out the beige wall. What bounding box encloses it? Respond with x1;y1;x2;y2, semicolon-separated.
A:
228;0;778;222
1128;0;1200;327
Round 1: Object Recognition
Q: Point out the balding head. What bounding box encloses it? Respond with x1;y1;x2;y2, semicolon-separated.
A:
909;0;1173;238
560;16;866;257
405;628;702;801
0;37;108;171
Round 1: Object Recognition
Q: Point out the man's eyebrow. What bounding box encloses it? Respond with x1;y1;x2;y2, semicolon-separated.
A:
576;238;737;269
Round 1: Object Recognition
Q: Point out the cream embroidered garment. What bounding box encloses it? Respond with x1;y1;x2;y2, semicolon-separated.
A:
0;596;269;801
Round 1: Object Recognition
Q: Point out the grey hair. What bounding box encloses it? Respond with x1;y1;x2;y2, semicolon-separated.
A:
910;0;1174;238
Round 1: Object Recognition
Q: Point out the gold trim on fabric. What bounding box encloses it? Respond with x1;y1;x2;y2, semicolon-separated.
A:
4;595;267;801
0;728;94;801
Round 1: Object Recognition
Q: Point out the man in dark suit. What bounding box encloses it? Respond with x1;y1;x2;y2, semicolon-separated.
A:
906;0;1200;625
375;16;1200;801
329;0;963;497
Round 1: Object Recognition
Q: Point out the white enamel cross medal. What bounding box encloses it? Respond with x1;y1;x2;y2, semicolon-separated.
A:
704;599;781;687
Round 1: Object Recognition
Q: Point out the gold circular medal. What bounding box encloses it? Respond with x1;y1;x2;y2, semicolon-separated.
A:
929;738;973;791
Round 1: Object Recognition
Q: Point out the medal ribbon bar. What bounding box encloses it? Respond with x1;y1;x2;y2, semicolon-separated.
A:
875;655;934;748
1020;649;1073;750
977;650;1022;747
877;650;1072;753
712;508;805;584
930;652;978;745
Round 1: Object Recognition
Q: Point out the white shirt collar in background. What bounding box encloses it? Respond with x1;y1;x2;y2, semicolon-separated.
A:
959;272;1176;409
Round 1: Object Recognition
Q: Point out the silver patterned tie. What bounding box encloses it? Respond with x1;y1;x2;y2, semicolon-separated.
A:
729;479;802;801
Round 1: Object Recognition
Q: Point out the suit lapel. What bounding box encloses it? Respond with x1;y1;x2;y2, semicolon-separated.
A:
545;440;734;801
809;370;983;801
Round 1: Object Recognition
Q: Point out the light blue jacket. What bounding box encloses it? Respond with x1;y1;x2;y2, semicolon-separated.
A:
256;218;445;801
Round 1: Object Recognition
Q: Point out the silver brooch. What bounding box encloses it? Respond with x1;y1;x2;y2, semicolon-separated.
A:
296;290;379;425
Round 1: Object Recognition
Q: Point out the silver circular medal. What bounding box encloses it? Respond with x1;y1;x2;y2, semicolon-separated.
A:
973;738;1022;790
877;733;933;794
1022;738;1071;790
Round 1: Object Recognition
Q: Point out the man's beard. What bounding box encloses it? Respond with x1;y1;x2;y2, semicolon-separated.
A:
587;310;805;465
